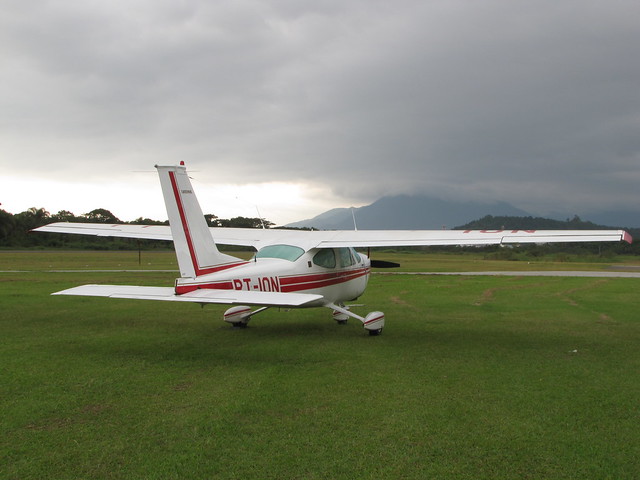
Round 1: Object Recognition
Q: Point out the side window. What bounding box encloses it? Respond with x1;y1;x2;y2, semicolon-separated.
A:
350;248;361;264
313;249;336;268
338;248;354;267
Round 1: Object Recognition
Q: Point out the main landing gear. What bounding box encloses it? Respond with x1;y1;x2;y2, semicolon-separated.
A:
332;307;350;325
223;305;269;328
223;304;385;336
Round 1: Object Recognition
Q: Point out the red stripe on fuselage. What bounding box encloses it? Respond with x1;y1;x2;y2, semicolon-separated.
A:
173;267;370;295
168;171;247;276
279;267;370;292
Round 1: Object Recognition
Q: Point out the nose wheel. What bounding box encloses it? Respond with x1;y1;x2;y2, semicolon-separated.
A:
363;312;385;336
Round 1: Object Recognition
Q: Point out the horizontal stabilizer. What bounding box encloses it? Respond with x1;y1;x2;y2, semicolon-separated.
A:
53;284;324;308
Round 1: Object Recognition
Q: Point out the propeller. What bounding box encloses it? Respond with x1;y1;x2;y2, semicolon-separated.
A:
366;248;400;268
370;259;401;269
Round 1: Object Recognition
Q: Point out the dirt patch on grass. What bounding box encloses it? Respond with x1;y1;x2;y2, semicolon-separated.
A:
555;279;618;322
474;288;496;306
82;404;110;414
390;290;412;307
555;279;609;307
390;295;410;306
25;403;110;431
173;381;193;392
473;280;547;306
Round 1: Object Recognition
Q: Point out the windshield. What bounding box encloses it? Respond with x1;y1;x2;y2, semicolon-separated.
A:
255;244;305;262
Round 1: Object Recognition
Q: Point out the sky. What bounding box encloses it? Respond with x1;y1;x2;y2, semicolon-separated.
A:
1;0;639;225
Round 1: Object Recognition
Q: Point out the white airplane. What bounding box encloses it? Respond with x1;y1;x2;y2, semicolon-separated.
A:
35;163;633;335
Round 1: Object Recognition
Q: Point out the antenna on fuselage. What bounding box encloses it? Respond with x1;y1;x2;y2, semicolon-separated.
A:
256;205;266;229
351;207;358;231
233;194;267;229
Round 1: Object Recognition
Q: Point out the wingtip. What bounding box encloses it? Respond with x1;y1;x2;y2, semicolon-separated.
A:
623;231;633;244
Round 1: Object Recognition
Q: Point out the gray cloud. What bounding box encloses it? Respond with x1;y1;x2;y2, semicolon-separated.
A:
2;0;639;218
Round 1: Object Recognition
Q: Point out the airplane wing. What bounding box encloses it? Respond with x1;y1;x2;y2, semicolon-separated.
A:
34;222;632;249
33;222;297;248
307;229;633;248
33;222;173;241
52;284;324;307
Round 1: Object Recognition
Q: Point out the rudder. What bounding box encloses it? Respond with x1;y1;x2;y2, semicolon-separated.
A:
156;163;245;278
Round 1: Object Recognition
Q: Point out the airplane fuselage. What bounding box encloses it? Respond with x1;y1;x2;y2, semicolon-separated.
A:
174;246;371;307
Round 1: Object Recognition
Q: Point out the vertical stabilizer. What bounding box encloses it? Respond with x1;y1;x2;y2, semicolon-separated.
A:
156;164;245;278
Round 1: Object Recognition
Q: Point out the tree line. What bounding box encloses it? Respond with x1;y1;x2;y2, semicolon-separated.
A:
0;207;273;249
1;208;637;255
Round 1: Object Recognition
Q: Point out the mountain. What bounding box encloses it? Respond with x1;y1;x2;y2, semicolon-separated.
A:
570;210;639;230
286;194;531;230
458;214;617;231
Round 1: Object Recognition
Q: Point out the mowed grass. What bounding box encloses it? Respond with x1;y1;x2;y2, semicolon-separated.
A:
368;249;640;272
1;251;640;479
3;248;639;272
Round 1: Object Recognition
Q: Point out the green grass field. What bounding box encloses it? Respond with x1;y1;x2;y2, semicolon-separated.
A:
2;248;640;272
2;251;640;479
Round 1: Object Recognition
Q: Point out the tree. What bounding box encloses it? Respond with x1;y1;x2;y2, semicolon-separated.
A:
52;210;76;222
8;208;51;246
14;207;50;228
0;209;16;243
204;214;221;227
82;208;121;223
130;217;168;225
217;216;274;228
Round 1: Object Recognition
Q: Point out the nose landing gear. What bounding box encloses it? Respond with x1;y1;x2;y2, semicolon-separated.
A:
328;303;385;336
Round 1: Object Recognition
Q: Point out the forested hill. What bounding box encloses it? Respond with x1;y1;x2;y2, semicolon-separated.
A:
456;214;634;232
456;214;638;254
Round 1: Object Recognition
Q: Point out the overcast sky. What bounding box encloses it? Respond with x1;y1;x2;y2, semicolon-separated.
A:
1;0;639;225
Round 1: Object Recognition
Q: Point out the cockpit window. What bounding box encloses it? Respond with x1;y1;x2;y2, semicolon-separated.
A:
337;247;354;267
313;249;336;268
255;244;304;262
350;248;361;263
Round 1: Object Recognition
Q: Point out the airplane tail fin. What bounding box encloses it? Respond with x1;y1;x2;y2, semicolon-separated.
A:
156;163;246;278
